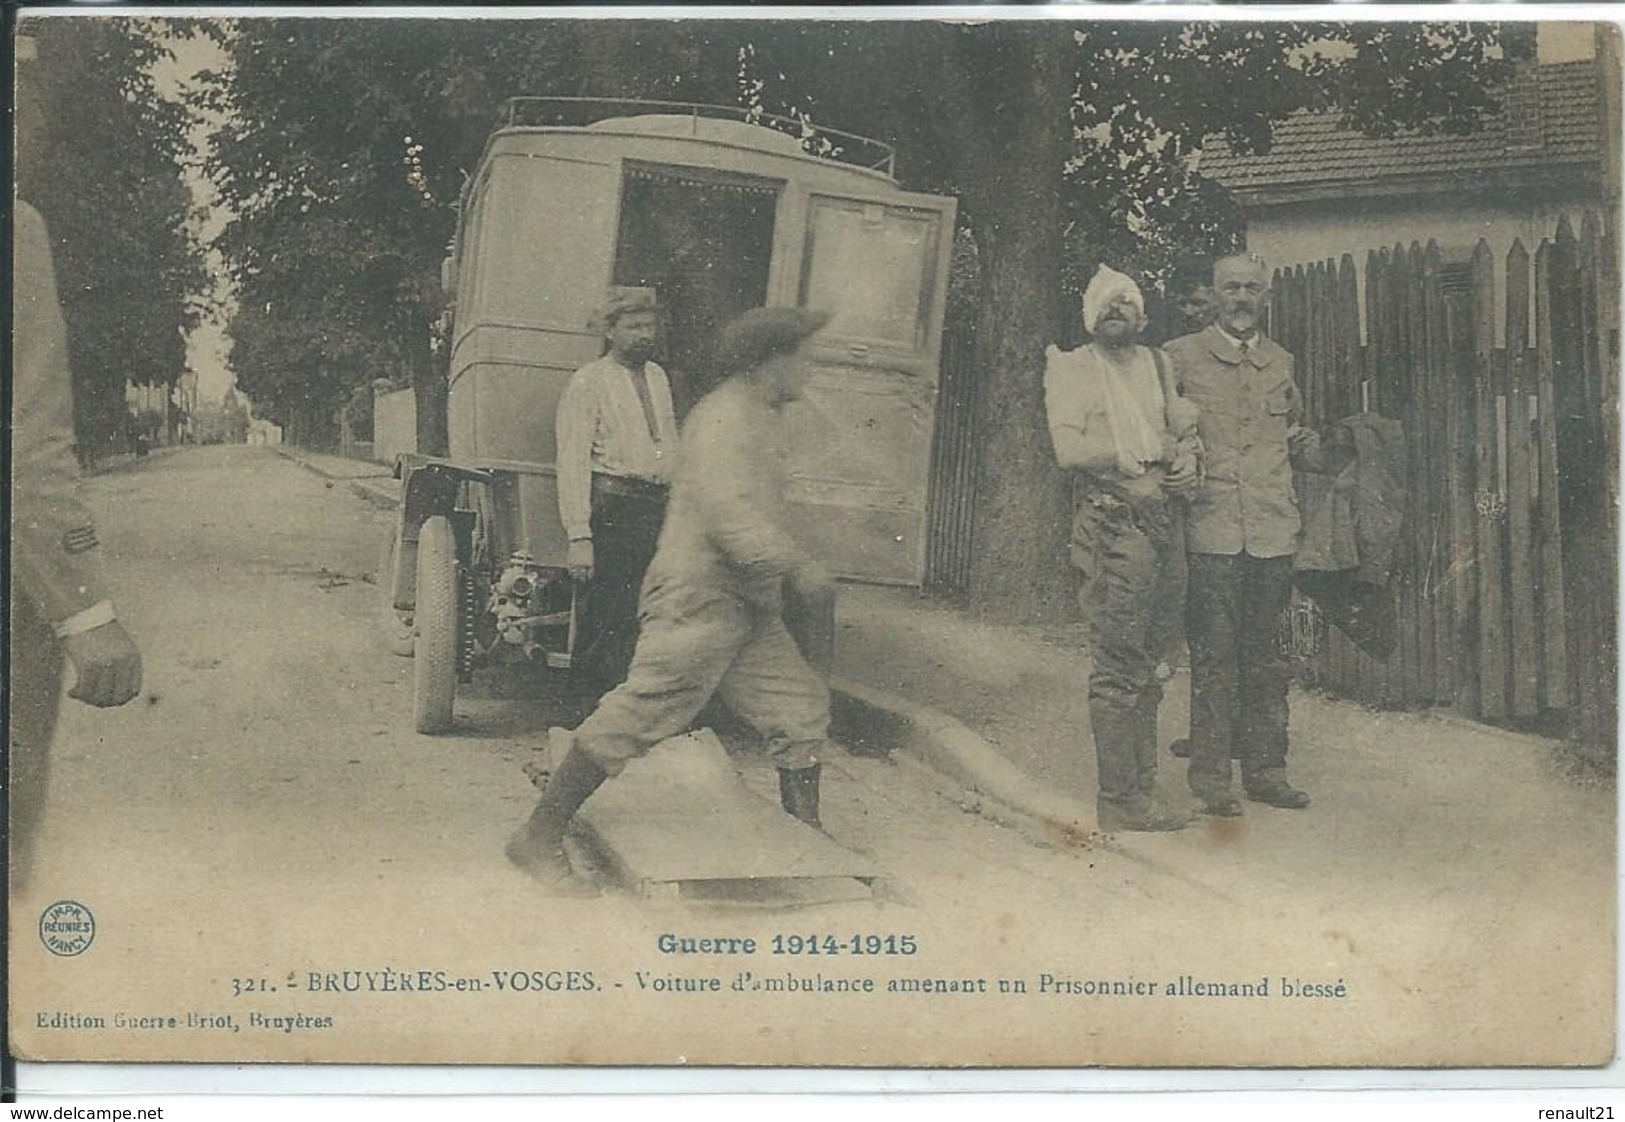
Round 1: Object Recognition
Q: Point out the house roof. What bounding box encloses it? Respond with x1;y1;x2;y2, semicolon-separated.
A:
1199;60;1605;203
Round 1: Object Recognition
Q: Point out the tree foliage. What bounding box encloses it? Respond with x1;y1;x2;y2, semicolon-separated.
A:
196;19;712;448
18;17;208;458
196;17;1524;616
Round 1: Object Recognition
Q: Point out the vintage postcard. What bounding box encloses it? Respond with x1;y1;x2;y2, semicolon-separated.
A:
8;9;1618;1072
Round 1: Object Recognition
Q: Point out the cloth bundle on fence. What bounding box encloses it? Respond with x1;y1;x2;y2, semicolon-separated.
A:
1293;413;1408;659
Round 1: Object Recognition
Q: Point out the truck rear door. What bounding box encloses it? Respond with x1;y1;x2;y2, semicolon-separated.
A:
778;186;957;584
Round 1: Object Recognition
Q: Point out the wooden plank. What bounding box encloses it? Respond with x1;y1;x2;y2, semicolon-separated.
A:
1364;249;1396;702
1503;239;1540;716
1338;255;1363;420
1567;213;1619;757
1364;250;1381;415
1470;240;1508;720
1532;239;1569;710
576;730;879;892
1580;213;1607;411
1444;290;1480;716
1405;242;1438;702
1307;261;1325;425
1320;258;1338;424
1368;249;1388;415
1422;241;1457;704
1552;218;1601;749
1389;244;1417;707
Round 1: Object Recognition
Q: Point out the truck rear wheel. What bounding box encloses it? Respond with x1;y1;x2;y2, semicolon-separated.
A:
413;515;459;733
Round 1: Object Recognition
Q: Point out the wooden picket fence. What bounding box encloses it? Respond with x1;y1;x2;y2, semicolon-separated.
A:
1270;213;1618;760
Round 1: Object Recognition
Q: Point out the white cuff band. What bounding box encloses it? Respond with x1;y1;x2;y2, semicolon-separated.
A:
54;600;116;638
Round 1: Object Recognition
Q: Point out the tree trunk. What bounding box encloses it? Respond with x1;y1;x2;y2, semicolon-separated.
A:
410;309;449;457
927;24;1076;622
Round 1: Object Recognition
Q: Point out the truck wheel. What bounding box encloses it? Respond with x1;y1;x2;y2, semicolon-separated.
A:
413;515;459;733
378;524;416;657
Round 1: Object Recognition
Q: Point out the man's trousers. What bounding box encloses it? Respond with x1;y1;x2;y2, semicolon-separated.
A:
575;478;666;691
573;578;829;776
1071;485;1184;821
1185;551;1293;799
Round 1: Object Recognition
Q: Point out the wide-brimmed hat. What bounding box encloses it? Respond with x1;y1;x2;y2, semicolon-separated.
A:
715;307;833;374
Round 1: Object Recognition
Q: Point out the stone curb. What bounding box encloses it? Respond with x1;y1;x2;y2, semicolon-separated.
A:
273;446;400;510
829;675;1102;848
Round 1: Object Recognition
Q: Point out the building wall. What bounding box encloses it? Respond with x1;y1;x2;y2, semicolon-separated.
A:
1243;190;1609;346
374;386;417;466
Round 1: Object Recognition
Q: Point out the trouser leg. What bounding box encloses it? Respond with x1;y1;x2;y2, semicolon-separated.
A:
576;491;665;691
1186;552;1240;802
1237;554;1294;790
716;611;831;772
510;583;745;890
716;610;832;826
1133;680;1165;799
1075;499;1167;821
10;595;63;893
572;584;746;776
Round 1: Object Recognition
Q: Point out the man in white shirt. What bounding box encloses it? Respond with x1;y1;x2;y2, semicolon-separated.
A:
1044;265;1201;832
554;287;679;689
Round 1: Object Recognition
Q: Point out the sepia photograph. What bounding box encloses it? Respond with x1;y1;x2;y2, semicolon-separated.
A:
7;8;1619;1077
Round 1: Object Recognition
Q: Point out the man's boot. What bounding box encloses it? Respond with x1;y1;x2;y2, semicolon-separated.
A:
1093;701;1184;831
778;764;822;828
506;744;608;895
1127;690;1188;831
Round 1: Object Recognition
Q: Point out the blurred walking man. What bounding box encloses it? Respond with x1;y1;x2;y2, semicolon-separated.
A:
509;307;835;895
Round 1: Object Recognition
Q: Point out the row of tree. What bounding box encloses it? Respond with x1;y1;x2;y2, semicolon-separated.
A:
35;16;1524;619
18;19;209;462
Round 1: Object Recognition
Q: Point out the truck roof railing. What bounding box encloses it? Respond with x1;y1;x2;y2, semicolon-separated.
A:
496;96;897;177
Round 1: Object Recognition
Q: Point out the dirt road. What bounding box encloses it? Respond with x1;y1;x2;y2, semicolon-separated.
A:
10;445;1613;1068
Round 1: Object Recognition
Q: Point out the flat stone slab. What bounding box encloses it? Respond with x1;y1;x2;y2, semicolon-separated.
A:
571;728;880;902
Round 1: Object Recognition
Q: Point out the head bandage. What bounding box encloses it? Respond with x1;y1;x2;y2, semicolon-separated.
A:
1082;265;1144;334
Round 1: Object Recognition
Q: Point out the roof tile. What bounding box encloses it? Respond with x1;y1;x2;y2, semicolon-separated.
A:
1201;60;1602;192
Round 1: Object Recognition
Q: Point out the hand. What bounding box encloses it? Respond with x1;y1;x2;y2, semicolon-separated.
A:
1165;397;1199;437
1287;424;1322;462
566;538;594;584
1162;452;1202;494
789;561;834;601
62;620;142;707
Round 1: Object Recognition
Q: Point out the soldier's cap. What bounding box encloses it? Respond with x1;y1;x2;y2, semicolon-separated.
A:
593;286;658;333
716;306;833;374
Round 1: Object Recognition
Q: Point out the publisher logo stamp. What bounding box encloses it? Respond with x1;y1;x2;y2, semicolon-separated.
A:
39;900;96;957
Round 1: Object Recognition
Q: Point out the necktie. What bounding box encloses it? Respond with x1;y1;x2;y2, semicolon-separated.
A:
628;365;661;445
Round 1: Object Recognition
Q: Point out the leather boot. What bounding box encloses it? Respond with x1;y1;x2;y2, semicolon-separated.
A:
1094;695;1188;832
506;744;608;895
1090;700;1144;824
778;764;822;828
